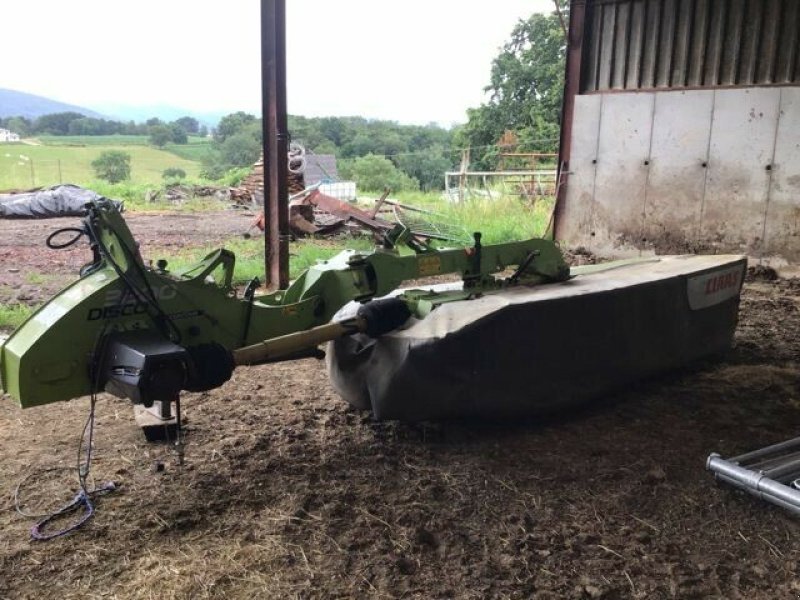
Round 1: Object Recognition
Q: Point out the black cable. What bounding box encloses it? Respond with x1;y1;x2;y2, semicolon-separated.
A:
46;227;85;250
84;208;182;343
15;326;117;540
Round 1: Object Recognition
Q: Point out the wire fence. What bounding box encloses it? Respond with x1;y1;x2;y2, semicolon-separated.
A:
1;158;67;190
0;156;199;191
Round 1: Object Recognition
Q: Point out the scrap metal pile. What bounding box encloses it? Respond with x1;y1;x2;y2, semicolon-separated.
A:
236;143;468;241
248;187;467;243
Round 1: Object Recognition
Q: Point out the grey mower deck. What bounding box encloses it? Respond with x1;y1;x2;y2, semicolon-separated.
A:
327;255;747;421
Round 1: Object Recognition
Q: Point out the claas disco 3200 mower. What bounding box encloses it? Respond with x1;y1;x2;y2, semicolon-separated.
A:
1;199;760;536
1;199;746;431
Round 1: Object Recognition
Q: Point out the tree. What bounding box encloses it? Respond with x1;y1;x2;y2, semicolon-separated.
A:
149;124;173;147
456;4;567;169
67;117;122;136
201;115;262;178
339;154;419;193
396;145;453;191
5;116;31;137
33;111;86;135
175;116;200;135
168;123;188;144
215;111;257;142
91;151;131;183
219;132;261;168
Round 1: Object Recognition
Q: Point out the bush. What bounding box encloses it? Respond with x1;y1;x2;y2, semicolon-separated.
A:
339;154;419;193
219;132;261;167
201;132;261;180
91;150;131;183
162;167;187;182
215;167;252;186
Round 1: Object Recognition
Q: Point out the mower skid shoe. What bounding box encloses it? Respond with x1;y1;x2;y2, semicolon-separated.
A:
134;401;178;442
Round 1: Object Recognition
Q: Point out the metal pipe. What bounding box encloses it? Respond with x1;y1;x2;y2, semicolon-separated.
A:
748;449;800;472
707;453;800;512
261;0;290;290
762;457;800;482
714;473;800;516
233;319;363;366
730;436;800;464
443;170;558;177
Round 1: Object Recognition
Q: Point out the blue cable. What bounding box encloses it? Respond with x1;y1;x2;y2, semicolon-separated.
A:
30;482;116;541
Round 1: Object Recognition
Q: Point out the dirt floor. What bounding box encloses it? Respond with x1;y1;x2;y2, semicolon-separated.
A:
0;210;256;306
1;210;800;599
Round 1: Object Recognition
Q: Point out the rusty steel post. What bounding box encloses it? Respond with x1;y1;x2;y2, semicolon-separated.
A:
554;0;587;240
261;0;290;289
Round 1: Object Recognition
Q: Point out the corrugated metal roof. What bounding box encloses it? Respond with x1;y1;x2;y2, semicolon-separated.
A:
582;0;800;92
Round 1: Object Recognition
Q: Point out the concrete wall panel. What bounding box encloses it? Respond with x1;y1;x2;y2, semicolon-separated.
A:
764;88;800;264
643;90;713;252
702;88;781;254
592;92;654;253
560;94;602;245
557;86;800;263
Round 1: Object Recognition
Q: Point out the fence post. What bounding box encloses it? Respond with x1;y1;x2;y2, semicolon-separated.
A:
29;159;35;188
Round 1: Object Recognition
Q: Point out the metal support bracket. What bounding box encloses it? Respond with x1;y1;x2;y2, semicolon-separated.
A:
133;400;178;443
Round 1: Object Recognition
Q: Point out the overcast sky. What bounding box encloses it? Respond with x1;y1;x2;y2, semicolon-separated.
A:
1;1;556;125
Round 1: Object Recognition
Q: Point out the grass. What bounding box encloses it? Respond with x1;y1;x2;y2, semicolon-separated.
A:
23;272;49;285
86;180;228;211
158;193;553;285
0;304;34;331
0;144;203;189
370;191;555;244
36;135;152;146
163;236;378;284
35;135;213;163
438;195;554;243
164;141;214;162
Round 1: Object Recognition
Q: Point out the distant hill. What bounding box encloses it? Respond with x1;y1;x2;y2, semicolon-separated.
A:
93;103;226;127
0;88;105;120
0;89;225;127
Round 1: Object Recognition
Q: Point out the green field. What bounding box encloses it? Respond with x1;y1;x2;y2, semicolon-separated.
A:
163;141;215;162
0;142;204;189
36;134;152;146
36;135;214;162
37;135;209;147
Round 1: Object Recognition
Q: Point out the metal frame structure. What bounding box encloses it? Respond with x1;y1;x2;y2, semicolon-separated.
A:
708;439;800;515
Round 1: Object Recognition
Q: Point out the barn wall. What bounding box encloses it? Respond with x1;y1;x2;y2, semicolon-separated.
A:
582;0;800;92
558;87;800;263
557;0;800;264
